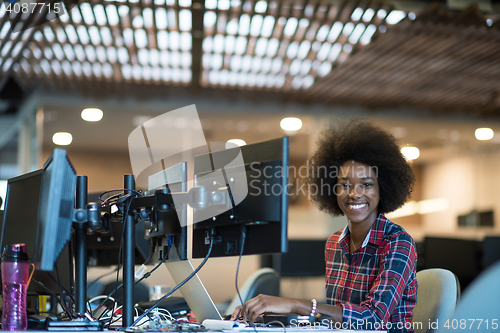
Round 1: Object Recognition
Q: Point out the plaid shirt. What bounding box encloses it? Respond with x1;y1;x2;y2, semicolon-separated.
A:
325;213;417;331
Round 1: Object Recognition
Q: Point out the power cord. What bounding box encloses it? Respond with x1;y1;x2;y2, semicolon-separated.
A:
129;228;216;328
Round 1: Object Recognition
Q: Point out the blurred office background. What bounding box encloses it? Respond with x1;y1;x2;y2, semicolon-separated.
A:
1;0;500;306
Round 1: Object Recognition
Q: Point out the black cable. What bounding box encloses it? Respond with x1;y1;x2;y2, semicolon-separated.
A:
130;229;216;328
31;279;74;319
235;225;258;333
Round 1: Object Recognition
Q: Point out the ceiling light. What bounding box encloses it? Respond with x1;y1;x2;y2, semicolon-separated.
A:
81;108;103;121
226;139;246;148
475;128;494;141
52;132;73;145
280;117;303;131
401;146;419;160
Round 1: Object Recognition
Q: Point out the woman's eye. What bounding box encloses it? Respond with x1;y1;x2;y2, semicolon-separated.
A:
364;183;373;187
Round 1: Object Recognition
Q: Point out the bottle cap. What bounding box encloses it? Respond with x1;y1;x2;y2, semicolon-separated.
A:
2;243;29;262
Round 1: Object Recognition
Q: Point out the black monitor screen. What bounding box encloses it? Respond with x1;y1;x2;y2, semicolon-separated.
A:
0;170;72;295
192;137;289;258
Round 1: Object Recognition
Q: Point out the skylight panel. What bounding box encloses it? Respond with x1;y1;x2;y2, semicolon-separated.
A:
348;23;365;44
105;5;119;25
89;26;102;45
286;42;298;59
254;38;267;57
161;67;170;81
156;8;168;29
386;10;406;24
316;42;331;61
1;42;11;57
72;61;82;76
327;22;343;42
247;73;257;87
143;8;153;28
238;72;247;86
62;61;72;76
289;59;301;76
261;16;275;38
32;47;42;59
180;32;192;51
94;4;107;25
56;28;66;43
229;71;238;85
204;11;216;28
179;0;192;7
117;47;129;64
241;55;252;72
230;55;241;71
40;59;51;74
261;57;271;73
182;52;191;67
72;7;82;23
291;76;302;89
138;48;149;65
122;65;132;79
218;0;230;10
0;22;11;40
44;47;54;60
377;9;387;19
93;62;102;77
250;15;263;36
271;58;282;74
107;47;117;63
172;68;181;82
300;59;311;76
255;1;267;13
150;49;159;66
362;8;375;22
169;31;180;50
251;57;261;72
266;38;279;57
205;0;217;10
179;10;192;31
182;69;191;83
160;50;170;67
210;53;223;69
342;22;354;36
65;25;79;44
44;26;55;42
171;51;180;67
74;44;86;61
351;7;363;21
297;40;311;59
77;26;90;44
226;18;239;35
52;44;65;60
275;75;285;88
63;44;76;61
208;70;218;84
213;35;224;53
103;63;113;78
158;31;169;50
343;43;352;53
135;29;148;48
141;66;151;80
133;15;144;28
219;69;229;85
359;24;377;45
203;37;213;52
238;14;250;36
225;35;236;54
85;45;97;62
283;18;298;36
231;0;241;9
302;75;314;89
81;3;95;25
234;36;247;55
203;53;210;68
81;62;91;77
10;43;22;57
100;27;113;46
33;31;43;42
133;64;141;80
327;43;342;61
152;66;161;80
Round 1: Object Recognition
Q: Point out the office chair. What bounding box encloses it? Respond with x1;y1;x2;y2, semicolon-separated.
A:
435;261;500;332
224;268;280;316
412;268;460;333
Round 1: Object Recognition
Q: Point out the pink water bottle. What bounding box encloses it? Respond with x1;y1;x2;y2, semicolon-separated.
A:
2;243;30;331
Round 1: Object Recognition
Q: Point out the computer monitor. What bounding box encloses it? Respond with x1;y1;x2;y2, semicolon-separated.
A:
34;149;77;271
0;169;72;295
261;239;326;277
192;137;289;258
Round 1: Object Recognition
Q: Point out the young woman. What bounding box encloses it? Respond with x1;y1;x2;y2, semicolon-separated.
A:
231;118;418;331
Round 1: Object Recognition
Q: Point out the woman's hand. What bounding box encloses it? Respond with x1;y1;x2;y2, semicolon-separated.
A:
230;295;298;322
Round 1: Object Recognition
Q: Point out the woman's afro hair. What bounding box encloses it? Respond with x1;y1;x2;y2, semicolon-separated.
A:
306;117;415;216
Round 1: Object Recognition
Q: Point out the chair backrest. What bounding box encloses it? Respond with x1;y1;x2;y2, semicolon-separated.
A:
436;261;500;333
224;268;280;316
412;268;460;333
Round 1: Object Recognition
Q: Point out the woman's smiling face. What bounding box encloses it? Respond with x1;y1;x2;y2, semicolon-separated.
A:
336;160;380;226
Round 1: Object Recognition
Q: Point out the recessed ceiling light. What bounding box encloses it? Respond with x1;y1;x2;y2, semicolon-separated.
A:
475;128;494;141
280;117;302;131
81;108;103;121
226;139;246;148
401;146;419;160
52;132;73;146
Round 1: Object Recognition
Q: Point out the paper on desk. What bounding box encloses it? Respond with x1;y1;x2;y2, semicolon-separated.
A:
202;319;246;330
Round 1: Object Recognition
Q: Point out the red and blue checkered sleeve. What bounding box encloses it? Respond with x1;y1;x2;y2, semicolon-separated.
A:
341;232;417;328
